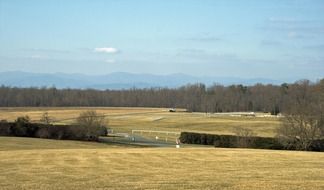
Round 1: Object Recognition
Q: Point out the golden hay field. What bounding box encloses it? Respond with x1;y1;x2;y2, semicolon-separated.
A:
0;108;323;189
0;137;324;190
0;107;164;122
0;107;281;137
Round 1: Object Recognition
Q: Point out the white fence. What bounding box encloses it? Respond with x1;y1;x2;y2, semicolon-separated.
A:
131;129;180;136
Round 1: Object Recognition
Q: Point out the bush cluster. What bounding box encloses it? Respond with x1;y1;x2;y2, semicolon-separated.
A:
179;132;324;151
0;120;107;141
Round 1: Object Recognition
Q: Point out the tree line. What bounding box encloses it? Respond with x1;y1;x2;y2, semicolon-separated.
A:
0;79;322;114
0;79;323;150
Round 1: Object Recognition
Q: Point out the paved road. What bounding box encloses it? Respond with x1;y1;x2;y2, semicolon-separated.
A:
100;134;177;147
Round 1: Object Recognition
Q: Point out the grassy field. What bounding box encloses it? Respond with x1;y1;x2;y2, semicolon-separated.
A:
0;108;323;189
0;107;281;137
0;107;165;123
1;137;324;190
0;137;123;151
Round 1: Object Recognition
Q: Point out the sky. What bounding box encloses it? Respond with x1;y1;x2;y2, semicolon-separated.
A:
0;0;323;80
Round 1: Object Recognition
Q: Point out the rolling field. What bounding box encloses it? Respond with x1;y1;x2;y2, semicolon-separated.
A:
0;108;323;189
1;137;324;190
0;107;281;137
0;137;124;151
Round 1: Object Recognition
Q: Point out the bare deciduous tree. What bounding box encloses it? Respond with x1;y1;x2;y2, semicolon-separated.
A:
0;79;323;115
40;112;52;124
233;127;256;148
277;115;322;150
277;80;324;150
76;110;108;140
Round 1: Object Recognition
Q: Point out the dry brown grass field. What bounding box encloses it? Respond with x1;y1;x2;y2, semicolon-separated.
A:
0;107;280;137
0;107;164;123
0;137;324;190
0;108;323;189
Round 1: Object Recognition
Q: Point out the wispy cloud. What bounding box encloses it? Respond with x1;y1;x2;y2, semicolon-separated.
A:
267;17;315;24
287;31;302;39
268;17;296;23
29;55;49;59
186;36;221;42
94;47;119;54
303;44;324;50
176;48;238;61
22;48;70;54
260;17;324;40
105;59;115;63
260;40;282;46
177;48;207;55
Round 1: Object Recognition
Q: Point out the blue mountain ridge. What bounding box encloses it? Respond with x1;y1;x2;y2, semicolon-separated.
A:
0;71;286;90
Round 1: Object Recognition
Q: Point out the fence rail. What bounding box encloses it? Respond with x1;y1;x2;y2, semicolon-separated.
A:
132;130;180;136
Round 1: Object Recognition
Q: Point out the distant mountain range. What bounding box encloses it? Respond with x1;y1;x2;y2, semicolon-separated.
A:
0;71;287;89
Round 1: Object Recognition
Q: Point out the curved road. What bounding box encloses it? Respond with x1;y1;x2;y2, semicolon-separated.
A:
100;134;177;147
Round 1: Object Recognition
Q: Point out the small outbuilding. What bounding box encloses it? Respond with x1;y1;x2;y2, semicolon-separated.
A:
169;108;176;112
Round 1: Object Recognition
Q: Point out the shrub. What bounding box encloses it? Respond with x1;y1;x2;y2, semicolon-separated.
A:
11;116;36;137
46;125;79;140
0;122;13;136
180;132;289;150
309;139;324;151
0;115;106;142
35;126;50;138
215;135;237;148
252;136;284;150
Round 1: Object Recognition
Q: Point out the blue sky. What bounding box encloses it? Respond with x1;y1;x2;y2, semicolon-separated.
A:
0;0;323;80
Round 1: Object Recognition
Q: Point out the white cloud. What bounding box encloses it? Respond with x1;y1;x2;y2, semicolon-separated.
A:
94;47;119;54
105;59;115;63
